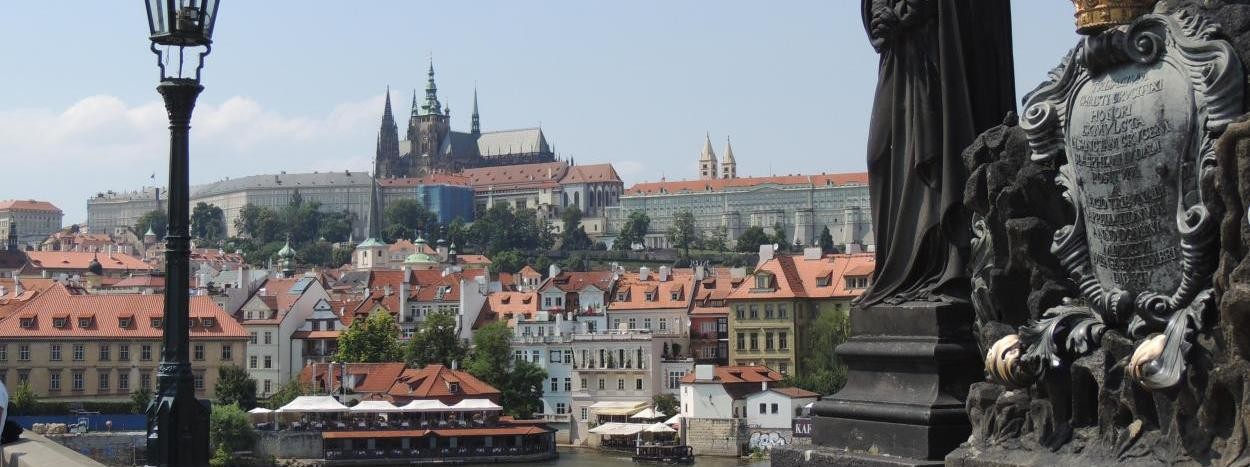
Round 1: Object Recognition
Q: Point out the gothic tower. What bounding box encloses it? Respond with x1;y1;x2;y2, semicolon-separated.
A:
699;134;718;180
722;137;738;179
375;87;400;178
471;87;481;135
407;60;451;172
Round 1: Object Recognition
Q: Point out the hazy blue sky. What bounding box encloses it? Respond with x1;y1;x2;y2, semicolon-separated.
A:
0;1;1078;223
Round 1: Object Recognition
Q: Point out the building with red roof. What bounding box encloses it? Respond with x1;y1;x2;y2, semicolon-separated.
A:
237;275;331;396
0;200;63;248
19;250;154;279
0;283;248;401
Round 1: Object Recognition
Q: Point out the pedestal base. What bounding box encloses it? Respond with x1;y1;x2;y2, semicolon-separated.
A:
806;301;980;465
771;445;945;467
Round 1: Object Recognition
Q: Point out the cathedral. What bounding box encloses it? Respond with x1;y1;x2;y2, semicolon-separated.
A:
374;62;556;178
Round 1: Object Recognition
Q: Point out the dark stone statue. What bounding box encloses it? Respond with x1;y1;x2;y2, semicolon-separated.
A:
858;0;1016;307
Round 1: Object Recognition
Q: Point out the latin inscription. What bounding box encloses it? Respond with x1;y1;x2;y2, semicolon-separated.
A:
1066;63;1188;293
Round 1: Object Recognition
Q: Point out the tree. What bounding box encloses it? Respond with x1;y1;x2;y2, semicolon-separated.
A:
134;209;168;239
191;202;226;241
667;210;697;257
614;211;651;250
335;312;403;363
298;241;335;268
385;199;439;238
653;393;679;417
214;365;258;410
465;322;514;388
406;310;467;368
771;222;788;246
318;210;355;243
489;250;526;274
446;218;468;246
11;382;37;415
705;225;728;253
209;403;255;453
787;309;852;395
234;203;265;239
559;206;593;251
331;246;355;268
502;360;546;419
129;388;151;414
468;204;551;256
209;444;233;467
559;252;588;272
735;226;773;253
819;226;835;254
265;380;307;410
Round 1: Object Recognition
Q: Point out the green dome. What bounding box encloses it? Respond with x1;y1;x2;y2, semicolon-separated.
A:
405;252;434;264
277;240;296;258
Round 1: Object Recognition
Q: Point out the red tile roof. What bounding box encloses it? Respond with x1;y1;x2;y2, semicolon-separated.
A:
108;275;165;289
561;163;621;184
0;200;61;213
539;271;614;294
464;162;567;192
24;251;153;273
726;253;874;300
387;364;500;402
608;271;693;311
771;387;821;399
0;283;248;339
299;362;408;394
625;172;869;196
378;173;472;187
681;366;783;384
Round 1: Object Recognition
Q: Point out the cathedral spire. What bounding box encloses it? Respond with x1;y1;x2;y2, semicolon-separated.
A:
699;133;718;180
411;89;419;118
381;86;395;125
471;87;481;135
375;86;400;179
721;136;738;179
421;59;442;116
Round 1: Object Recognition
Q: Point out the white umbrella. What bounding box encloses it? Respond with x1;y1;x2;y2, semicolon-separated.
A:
350;401;402;413
663;414;682;425
644;422;677;433
400;400;452;412
630;408;666;420
449;399;503;411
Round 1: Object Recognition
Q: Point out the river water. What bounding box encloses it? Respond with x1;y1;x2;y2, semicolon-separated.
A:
463;447;770;467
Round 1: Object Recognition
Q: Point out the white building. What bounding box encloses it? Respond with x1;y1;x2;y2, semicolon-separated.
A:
236;275;330;396
744;387;820;430
679;364;784;421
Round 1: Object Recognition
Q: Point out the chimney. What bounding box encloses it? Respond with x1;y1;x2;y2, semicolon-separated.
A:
695;364;714;381
730;267;746;281
384;284;393;296
400;266;411;321
694;264;706;282
549;263;561;279
658;266;670;282
803;247;822;260
639;266;650;281
758;244;775;263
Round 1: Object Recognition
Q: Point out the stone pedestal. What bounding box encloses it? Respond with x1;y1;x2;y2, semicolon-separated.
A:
777;301;980;466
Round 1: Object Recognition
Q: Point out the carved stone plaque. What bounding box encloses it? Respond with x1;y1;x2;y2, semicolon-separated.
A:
1066;63;1187;293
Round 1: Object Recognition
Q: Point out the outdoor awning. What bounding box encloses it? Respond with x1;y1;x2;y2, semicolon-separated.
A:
247;407;273;414
588;422;649;436
449;399;503;411
276;396;349;413
399;400;451;412
350;401;401;412
663;414;682;425
629;408;666;420
644;422;677;433
588;401;648;416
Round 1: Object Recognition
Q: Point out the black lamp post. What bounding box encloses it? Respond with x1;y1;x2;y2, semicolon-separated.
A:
143;1;220;466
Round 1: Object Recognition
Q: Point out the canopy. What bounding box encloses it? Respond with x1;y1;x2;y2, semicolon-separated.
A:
276;396;349;413
644;422;677;433
588;401;648;416
588;422;648;436
351;401;402;413
630;408;666;420
399;400;452;412
247;407;273;414
449;399;503;411
663;414;682;425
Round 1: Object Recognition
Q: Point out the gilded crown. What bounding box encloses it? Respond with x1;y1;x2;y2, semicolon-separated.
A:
1071;0;1158;35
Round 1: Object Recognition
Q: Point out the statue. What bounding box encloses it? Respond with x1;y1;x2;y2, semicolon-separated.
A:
858;0;1016;307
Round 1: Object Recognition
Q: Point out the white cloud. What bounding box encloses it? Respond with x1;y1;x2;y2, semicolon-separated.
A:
0;94;385;223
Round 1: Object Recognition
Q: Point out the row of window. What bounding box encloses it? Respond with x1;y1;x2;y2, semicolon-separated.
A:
248;355;274;369
734;303;790;321
0;344;232;362
0;368;203;393
249;332;274;345
735;331;789;352
23;316;216;330
609;317;675;332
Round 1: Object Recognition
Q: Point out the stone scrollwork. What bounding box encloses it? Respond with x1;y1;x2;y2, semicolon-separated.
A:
1007;12;1242;390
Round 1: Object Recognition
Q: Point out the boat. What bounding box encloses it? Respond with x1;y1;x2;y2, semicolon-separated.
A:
632;444;694;464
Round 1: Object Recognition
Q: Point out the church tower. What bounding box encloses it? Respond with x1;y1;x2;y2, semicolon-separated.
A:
375;87;400;179
471;88;481;135
699;134;718;180
407;60;451;172
722;137;738;179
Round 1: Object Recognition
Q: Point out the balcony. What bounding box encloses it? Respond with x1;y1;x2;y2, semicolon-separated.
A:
512;335;573;345
691;331;728;341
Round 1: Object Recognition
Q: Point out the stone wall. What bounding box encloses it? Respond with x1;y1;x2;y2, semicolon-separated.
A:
1;432;104;467
686;418;741;457
45;432;144;466
255;431;323;460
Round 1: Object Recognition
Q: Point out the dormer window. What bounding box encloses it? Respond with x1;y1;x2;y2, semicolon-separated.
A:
645;292;656;301
670;291;681;300
20;318;34;329
616;292;627;301
755;274;773;290
188;318;198;328
846;277;870;289
816;275;832;287
119;318;133;328
202;318;215;328
448;382;461;394
151;318;163;329
53;318;68;329
77;318;92;328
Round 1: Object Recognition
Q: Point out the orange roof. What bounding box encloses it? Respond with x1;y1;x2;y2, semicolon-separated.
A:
291;330;341;339
0;283;248;339
299;362;408;394
456;254;492;266
561;163;621;184
625;172;868;196
24;251;153;272
488;291;539;316
726;253;874;300
539;271;614;294
771;387;821;399
378;173;472;187
0;278;58;319
0;200;61;213
681;365;783;384
518;266;542;278
464;162;567;192
109;275;165;288
690;306;729;316
387;364;500;401
608;271;693;311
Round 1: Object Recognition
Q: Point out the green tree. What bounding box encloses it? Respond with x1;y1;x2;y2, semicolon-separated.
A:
559;252;588;272
134;209;168;239
465;322;514;388
191;202;226;241
405;310;468;368
335;312;403;363
209;403;255;453
318;210;355;243
129;388;151;413
819;226;835;254
559;206;593;251
214;365;258;410
209;444;233;467
771;222;788;246
735;226;773;253
614;211;651;250
234;203;266;239
282;194;324;244
705;225;728;252
502;360;547;419
488;249;526;274
265;380;308;410
446;218;468;246
469;204;552;255
298;241;335;268
11;382;37;415
331;245;355;268
667;210;697;257
787;309;852;395
652;393;679;417
385;199;439;238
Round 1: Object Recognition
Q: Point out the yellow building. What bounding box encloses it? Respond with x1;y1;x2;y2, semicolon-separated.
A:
0;283;249;401
725;249;873;375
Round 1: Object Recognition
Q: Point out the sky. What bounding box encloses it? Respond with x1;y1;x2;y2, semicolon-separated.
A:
0;1;1078;224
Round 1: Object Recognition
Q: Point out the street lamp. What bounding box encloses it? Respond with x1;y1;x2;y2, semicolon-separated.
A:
143;1;221;466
